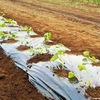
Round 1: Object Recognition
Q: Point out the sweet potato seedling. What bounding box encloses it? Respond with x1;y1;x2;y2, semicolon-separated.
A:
83;51;99;63
8;32;19;39
78;63;92;88
20;25;35;35
50;50;65;69
0;23;7;27
0;31;7;39
68;71;76;79
44;32;51;42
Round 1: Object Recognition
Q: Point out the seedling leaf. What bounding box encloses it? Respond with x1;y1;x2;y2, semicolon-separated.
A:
29;48;34;55
90;56;97;62
58;50;65;55
0;23;7;27
44;32;51;41
68;72;75;79
0;31;6;39
78;64;86;71
83;51;89;57
50;54;58;61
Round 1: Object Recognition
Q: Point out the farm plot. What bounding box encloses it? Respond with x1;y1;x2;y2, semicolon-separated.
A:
0;14;100;100
0;0;100;100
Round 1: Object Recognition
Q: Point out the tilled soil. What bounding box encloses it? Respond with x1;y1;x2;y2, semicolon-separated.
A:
0;49;48;100
0;0;100;99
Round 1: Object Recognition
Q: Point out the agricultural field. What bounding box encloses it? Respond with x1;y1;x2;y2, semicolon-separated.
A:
0;0;100;100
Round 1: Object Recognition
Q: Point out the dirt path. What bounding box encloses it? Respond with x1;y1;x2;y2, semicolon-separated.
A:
0;0;100;99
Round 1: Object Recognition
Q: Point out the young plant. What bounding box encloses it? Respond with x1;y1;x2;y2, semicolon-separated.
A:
20;25;34;35
0;23;7;27
44;32;51;42
78;64;92;88
50;50;65;69
83;51;99;63
29;47;43;56
0;31;7;39
68;71;78;83
29;48;35;55
20;38;29;46
68;71;76;79
6;18;16;24
8;32;19;39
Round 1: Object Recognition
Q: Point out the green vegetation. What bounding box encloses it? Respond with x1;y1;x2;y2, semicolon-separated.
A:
44;32;52;42
0;31;7;39
0;23;7;27
8;32;19;39
78;50;99;88
68;71;76;79
50;50;65;69
5;18;16;24
82;51;99;63
41;0;100;5
78;63;92;88
40;0;100;13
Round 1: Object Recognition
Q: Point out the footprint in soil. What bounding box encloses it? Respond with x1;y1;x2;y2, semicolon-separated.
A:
0;68;6;79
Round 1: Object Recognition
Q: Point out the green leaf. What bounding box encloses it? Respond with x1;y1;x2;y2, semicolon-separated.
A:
44;32;51;41
88;80;92;88
29;48;34;55
11;32;19;39
90;56;97;62
68;72;75;79
50;54;58;61
0;23;7;27
78;64;86;71
58;50;65;55
83;51;89;57
0;31;6;39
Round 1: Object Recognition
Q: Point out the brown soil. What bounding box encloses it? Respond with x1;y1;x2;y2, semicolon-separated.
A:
29;34;42;38
53;68;78;84
0;0;100;99
53;68;69;77
85;87;100;99
0;49;48;100
27;54;53;63
17;45;30;51
0;39;18;43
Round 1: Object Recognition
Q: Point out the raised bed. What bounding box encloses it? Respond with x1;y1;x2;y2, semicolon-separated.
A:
0;14;100;100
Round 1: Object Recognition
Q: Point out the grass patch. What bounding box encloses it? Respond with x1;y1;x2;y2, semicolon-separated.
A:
39;0;100;13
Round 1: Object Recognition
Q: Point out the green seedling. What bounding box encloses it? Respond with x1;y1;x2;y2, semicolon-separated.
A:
0;31;7;39
50;50;65;69
8;32;19;39
20;39;29;46
83;51;89;57
68;71;76;79
36;48;43;54
29;48;34;55
6;18;16;24
0;23;7;27
77;50;99;88
44;32;51;42
78;64;92;88
20;26;33;34
29;47;43;56
78;64;86;71
83;51;99;63
68;71;78;83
